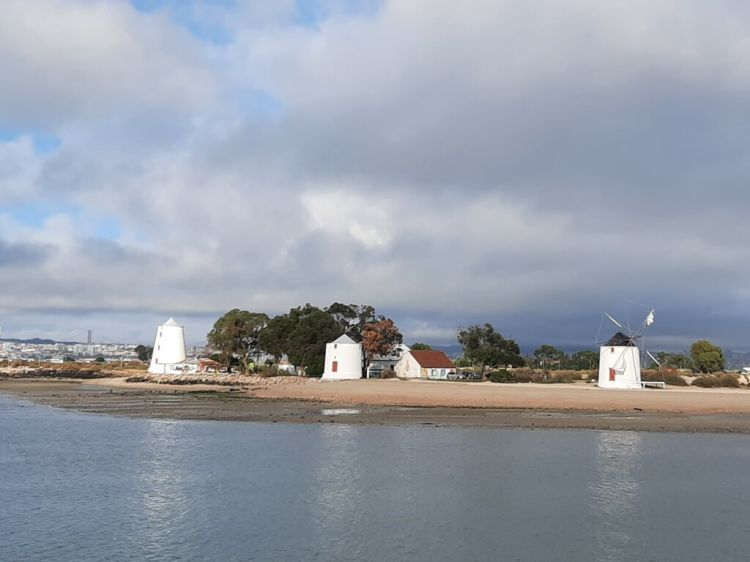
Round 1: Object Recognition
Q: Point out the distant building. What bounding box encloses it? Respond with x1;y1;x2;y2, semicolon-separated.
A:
394;350;456;380
322;334;363;380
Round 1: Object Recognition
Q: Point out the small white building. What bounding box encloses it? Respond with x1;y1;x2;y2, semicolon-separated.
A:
394;350;456;380
322;334;363;380
148;318;187;374
597;332;642;389
367;343;411;378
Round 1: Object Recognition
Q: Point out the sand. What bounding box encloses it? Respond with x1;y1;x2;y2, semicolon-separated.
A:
3;376;750;433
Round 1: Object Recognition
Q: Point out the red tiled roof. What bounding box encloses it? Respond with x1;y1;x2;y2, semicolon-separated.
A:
409;350;456;369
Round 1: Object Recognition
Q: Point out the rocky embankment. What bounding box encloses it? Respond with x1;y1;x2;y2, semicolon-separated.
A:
0;366;128;380
124;372;314;387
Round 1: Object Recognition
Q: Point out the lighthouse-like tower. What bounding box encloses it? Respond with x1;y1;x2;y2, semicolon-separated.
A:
148;318;187;374
322;334;363;380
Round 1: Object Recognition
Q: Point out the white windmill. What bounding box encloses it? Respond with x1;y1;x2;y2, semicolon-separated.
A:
597;308;656;389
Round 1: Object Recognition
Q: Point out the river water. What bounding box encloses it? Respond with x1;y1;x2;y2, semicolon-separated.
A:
2;394;749;561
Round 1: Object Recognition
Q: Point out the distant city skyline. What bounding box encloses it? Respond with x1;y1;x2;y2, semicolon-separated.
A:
2;1;749;351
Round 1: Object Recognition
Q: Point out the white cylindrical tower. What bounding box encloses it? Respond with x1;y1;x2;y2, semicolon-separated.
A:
148;318;187;374
597;344;642;389
322;334;363;380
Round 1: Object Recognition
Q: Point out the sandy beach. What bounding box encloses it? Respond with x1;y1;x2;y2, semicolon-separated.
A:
3;376;750;433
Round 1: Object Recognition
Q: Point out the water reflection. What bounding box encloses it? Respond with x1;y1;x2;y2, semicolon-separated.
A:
129;420;194;559
309;424;367;558
589;431;643;561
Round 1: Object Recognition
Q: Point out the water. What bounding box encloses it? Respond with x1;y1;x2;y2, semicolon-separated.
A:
2;394;749;561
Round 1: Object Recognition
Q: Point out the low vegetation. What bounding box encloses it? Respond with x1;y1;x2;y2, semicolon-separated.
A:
641;370;689;386
488;368;588;384
690;373;740;388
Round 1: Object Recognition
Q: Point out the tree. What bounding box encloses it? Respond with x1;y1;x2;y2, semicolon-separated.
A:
655;352;693;370
410;342;432;350
362;319;403;375
457;323;525;379
134;344;153;362
326;302;383;341
207;309;269;374
567;350;599;370
94;356;106;363
259;304;342;376
533;345;564;371
690;340;725;373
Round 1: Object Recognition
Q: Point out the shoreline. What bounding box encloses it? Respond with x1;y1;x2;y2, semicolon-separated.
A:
3;377;750;433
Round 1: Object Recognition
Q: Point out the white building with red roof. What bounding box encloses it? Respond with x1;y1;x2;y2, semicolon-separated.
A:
394;350;456;380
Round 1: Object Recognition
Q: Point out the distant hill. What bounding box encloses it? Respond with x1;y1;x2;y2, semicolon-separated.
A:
0;338;80;345
426;343;463;358
724;350;750;369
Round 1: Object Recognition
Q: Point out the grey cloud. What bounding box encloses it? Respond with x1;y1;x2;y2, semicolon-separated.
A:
0;240;49;266
2;0;750;350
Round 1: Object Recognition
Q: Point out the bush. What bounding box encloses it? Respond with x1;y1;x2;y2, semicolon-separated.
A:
549;370;581;383
641;370;689;386
305;357;325;378
489;369;514;383
511;371;535;383
691;373;740;388
380;368;396;379
663;372;689;386
691;375;719;388
718;373;740;388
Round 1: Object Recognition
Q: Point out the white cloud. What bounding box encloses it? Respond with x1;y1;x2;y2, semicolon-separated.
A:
2;0;750;349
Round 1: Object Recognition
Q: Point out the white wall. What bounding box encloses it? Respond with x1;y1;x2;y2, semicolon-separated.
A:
322;341;362;380
597;345;642;389
394;351;422;379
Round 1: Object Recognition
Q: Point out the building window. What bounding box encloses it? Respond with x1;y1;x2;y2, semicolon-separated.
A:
332;361;338;372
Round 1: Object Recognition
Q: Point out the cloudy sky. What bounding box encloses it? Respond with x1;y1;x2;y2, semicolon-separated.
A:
1;0;749;350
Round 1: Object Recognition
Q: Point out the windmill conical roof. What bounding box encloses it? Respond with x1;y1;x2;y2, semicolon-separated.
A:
606;331;637;346
332;334;357;344
163;318;179;327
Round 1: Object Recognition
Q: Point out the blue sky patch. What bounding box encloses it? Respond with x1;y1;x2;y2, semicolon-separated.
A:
6;203;122;242
294;0;382;27
0;129;62;154
131;0;235;44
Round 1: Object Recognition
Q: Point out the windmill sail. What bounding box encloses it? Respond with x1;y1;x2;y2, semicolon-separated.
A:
645;309;655;326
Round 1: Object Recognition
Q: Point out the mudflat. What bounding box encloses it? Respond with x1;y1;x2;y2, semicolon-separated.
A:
3;377;750;433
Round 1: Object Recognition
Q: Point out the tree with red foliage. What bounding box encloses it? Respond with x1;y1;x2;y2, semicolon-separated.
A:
361;319;403;376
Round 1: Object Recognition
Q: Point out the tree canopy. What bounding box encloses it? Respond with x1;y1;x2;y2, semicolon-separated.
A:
690;340;725;373
457;323;524;376
134;344;153;362
533;345;564;370
410;342;432;350
260;304;343;377
207;309;269;373
326;302;383;341
361;319;403;374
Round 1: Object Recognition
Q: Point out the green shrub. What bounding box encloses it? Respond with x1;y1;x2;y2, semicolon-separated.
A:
305;357;325;378
489;369;514;383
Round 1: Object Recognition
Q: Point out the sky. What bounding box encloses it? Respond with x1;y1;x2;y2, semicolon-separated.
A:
1;0;750;351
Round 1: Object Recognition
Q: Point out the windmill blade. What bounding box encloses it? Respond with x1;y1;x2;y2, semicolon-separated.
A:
646;350;660;366
605;313;623;329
